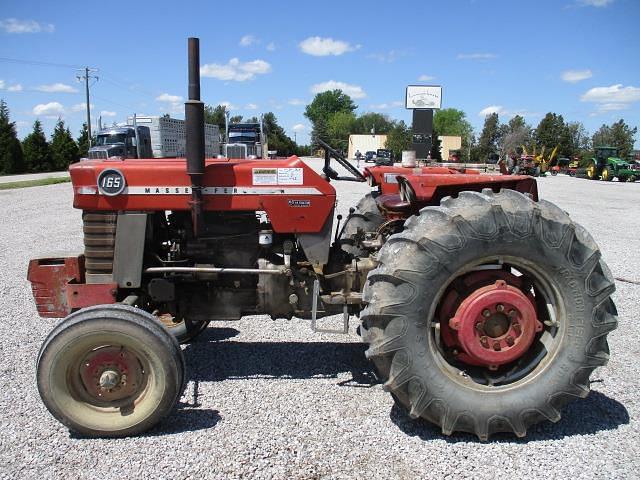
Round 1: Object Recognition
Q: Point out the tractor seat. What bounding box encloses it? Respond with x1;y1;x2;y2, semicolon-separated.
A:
376;194;413;214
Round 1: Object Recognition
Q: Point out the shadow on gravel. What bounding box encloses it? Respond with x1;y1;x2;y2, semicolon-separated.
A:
182;327;378;387
147;408;222;436
390;390;629;443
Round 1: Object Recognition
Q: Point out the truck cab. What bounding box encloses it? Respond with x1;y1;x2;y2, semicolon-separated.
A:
88;126;152;160
225;122;267;159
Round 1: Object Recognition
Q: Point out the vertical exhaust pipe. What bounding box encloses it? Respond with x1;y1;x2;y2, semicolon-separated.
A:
185;37;205;237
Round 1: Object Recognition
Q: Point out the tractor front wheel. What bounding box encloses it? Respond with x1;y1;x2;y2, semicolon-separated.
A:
37;304;185;437
361;189;617;439
586;161;597;179
602;166;612;181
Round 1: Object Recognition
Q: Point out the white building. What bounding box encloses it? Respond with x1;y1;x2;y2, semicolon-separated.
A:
348;134;388;159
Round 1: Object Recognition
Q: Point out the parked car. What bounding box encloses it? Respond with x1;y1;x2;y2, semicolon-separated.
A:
364;151;376;163
375;149;393;166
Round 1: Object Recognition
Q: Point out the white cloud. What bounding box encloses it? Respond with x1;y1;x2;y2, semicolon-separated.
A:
578;0;614;6
581;84;640;104
266;42;276;52
561;69;593;83
156;93;183;103
369;101;403;110
292;124;306;131
581;84;640;115
0;18;55;34
457;53;497;60
418;74;435;81
479;105;506;117
288;98;306;106
299;37;358;56
201;58;271;81
35;83;78;93
33;102;64;116
100;110;117;117
0;80;4;89
70;102;93;113
240;35;258;47
310;80;366;99
219;101;236;110
7;83;23;92
245;103;258;110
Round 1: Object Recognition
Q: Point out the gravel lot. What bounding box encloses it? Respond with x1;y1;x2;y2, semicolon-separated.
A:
0;160;638;479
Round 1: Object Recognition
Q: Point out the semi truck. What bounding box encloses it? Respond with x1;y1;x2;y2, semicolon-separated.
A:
87;115;220;160
223;119;267;159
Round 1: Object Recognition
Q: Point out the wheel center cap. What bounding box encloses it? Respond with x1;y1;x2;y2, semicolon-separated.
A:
99;369;121;389
448;280;543;368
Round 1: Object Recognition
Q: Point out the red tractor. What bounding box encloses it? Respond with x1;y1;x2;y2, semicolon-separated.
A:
29;39;617;440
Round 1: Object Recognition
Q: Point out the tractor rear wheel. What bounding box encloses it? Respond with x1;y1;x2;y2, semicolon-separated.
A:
339;193;385;257
586;161;597;179
361;189;617;439
37;304;185;437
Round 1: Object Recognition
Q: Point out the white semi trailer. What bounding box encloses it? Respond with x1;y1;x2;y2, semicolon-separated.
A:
87;115;220;160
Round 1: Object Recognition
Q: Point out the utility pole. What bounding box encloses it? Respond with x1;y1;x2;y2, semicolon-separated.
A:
77;67;98;146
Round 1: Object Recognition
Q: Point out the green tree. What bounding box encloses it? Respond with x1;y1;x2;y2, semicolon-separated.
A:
262;112;297;156
0;99;25;174
353;112;394;135
477;113;500;161
326;111;357;151
50;118;79;170
77;122;90;158
384;120;412;161
609;119;637;158
304;90;356;126
565;121;591;157
533;112;573;156
229;115;243;124
22;120;52;172
433;108;474;161
204;104;228;132
310;116;329;151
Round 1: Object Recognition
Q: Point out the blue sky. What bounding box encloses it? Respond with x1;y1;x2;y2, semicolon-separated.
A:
1;0;638;147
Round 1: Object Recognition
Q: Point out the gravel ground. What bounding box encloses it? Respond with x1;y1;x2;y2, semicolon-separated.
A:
0;161;638;479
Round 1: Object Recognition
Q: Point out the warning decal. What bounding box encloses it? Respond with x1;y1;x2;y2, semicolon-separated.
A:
252;168;278;185
252;167;304;185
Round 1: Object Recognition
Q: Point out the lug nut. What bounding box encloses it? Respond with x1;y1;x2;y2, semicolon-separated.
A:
480;336;489;348
508;309;517;318
496;304;504;313
513;322;521;334
482;309;491;318
475;322;484;332
506;335;515;346
493;341;501;351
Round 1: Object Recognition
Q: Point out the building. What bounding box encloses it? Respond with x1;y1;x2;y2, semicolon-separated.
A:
348;134;388;159
439;135;462;161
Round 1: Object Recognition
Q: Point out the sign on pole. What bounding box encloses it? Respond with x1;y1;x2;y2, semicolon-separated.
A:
405;85;442;110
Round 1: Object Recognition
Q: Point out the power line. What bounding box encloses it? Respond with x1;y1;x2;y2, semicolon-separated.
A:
0;56;86;70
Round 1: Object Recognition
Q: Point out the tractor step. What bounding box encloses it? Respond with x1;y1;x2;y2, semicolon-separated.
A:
310;279;350;334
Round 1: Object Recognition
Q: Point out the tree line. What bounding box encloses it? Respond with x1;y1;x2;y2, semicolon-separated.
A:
471;112;637;162
0;100;89;175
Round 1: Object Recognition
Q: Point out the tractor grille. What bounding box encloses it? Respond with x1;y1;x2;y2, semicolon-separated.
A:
88;150;108;160
83;211;117;282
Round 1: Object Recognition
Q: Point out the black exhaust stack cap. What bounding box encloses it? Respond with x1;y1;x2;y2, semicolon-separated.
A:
185;37;205;236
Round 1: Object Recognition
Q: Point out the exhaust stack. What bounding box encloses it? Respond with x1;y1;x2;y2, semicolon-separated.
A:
185;37;205;237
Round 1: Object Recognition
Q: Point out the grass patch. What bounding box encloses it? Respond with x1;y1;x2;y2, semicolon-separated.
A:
0;176;71;190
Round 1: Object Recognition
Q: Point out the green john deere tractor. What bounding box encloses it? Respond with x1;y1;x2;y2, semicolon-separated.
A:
583;146;638;182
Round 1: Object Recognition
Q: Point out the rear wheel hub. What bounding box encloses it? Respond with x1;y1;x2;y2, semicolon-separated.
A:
447;280;543;369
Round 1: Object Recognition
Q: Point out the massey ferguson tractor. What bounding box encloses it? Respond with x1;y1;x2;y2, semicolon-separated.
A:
28;39;617;440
